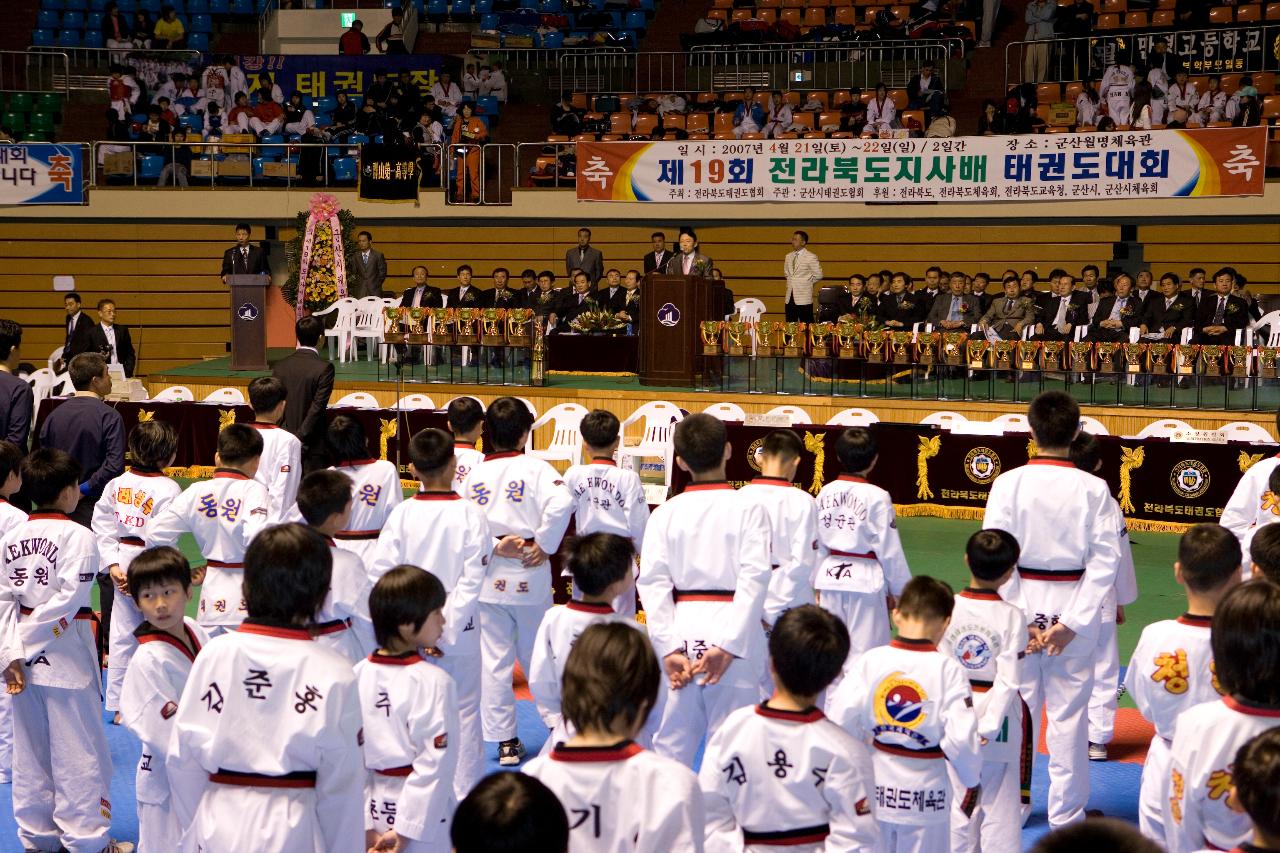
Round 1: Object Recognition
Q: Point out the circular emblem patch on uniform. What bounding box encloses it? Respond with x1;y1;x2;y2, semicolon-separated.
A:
873;671;929;730
955;634;992;670
746;437;765;472
964;447;1002;484
1171;460;1211;499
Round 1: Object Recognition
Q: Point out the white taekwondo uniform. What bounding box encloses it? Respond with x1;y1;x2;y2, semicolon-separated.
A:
248;421;301;523
563;456;650;616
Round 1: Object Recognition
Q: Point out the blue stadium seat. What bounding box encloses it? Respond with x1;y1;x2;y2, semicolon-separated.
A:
449;0;471;19
43;0;66;10
169;0;185;11
139;0;161;13
539;0;560;11
207;0;229;11
331;156;357;182
260;133;284;157
371;134;384;144
31;30;55;46
474;0;492;11
86;11;104;28
231;0;252;13
37;10;60;29
115;0;137;11
425;0;446;20
187;0;208;11
89;0;108;8
636;0;653;9
63;0;88;9
83;29;104;47
310;95;335;113
57;29;82;47
479;12;497;28
624;9;644;29
61;10;85;27
347;133;369;144
539;29;564;47
179;113;202;131
251;156;275;179
138;153;165;180
187;31;208;51
476;95;498;118
191;13;211;32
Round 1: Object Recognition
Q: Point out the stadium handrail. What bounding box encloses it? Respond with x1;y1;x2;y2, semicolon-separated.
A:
0;50;70;99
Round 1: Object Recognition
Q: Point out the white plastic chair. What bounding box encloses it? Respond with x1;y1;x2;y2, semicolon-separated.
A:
1134;419;1195;439
397;393;437;410
150;385;194;402
515;396;539;421
333;391;381;408
1079;415;1110;436
28;368;59;424
703;402;747;421
312;297;360;363
53;373;73;396
526;403;589;466
203;387;246;404
619;401;684;487
764;405;814;426
1219;421;1277;443
351;296;389;362
444;395;485;411
47;346;63;373
826;407;880;426
991;413;1030;432
1252;309;1280;347
920;411;968;430
735;298;767;356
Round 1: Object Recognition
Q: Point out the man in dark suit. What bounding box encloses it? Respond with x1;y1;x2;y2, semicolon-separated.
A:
1138;272;1197;343
85;298;136;377
399;265;444;310
596;268;627;314
220;222;270;283
271;315;335;473
551;270;599;331
615;270;642;330
926;275;982;330
565;227;604;285
1032;272;1090;341
664;230;713;277
1087;273;1143;343
444;264;491;310
60;291;96;368
970;273;994;314
0;319;33;453
642;231;671;276
490;267;524;310
529;271;563;321
1195;267;1250;345
351;230;387;298
877;272;926;329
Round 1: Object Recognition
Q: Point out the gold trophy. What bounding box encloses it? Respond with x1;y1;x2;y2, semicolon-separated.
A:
1096;341;1119;372
506;308;533;346
864;330;888;363
700;321;723;356
836;321;860;358
1199;344;1223;376
1122;343;1145;374
1040;340;1065;370
1174;343;1197;375
428;307;453;345
966;338;988;369
915;331;938;366
481;308;507;346
808;322;833;357
455;308;479;345
406;307;428;345
1068;341;1092;372
1148;343;1171;375
992;340;1015;369
890;331;913;365
383;306;405;344
755;321;777;358
1017;340;1038;371
1228;345;1250;377
781;322;805;358
1259;347;1278;376
942;332;967;366
725;321;748;356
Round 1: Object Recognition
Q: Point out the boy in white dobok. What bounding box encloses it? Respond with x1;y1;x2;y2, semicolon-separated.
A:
355;566;458;853
562;409;649;616
166;525;364;853
1219;407;1280;547
637;414;772;767
1218;728;1280;853
1125;523;1238;841
325;414;404;567
524;622;705;852
462;398;574;767
982;391;1123;829
119;546;209;853
938;530;1030;853
448;396;486;497
370;427;490;796
701;605;879;852
0;442;26;784
147;423;270;636
245;376;301;523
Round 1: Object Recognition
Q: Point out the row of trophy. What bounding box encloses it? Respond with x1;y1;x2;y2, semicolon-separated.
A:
698;321;1275;377
384;307;535;348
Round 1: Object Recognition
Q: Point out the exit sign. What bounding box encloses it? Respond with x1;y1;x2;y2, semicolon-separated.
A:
340;12;356;26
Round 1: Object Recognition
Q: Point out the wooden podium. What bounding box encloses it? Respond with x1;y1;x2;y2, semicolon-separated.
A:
227;274;269;370
640;273;725;387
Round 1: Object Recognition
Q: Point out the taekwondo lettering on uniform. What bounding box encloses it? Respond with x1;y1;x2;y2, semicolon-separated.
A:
572;476;629;512
723;756;748;785
1031;612;1060;631
471;483;492;505
817;489;869;530
202;682;224;713
356;484;382;507
1207;768;1233;801
140;753;152;772
243;669;272;699
374;688;391;717
505;480;526;503
812;765;828;787
1151;649;1190;694
681;639;709;660
570;805;604;838
767;748;794;778
876;785;949;813
294;684;323;713
370;799;397;826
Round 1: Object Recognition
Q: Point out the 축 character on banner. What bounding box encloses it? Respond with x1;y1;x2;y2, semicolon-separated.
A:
0;144;83;205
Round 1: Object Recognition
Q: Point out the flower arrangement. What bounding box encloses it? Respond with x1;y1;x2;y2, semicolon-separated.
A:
569;310;628;334
281;193;358;314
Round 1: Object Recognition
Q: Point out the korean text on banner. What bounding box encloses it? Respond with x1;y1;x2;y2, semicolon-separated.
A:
0;144;83;206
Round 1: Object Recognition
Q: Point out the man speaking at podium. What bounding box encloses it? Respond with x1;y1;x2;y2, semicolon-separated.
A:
220;222;269;283
663;229;712;277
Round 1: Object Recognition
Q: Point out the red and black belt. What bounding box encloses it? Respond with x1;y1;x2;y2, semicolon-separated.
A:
334;530;380;541
374;765;413;778
873;742;945;759
314;618;352;636
742;824;831;846
19;605;94;621
829;549;877;560
210;769;317;788
120;536;145;547
205;560;245;570
672;589;735;603
970;679;993;694
1017;566;1085;583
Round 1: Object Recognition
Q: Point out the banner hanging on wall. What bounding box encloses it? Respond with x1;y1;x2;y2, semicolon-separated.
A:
576;127;1267;203
0;144;83;205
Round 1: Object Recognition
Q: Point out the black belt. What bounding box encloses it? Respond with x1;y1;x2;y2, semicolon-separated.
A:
374;765;413;777
120;536;145;547
874;742;944;759
970;678;994;693
1017;566;1085;583
742;824;830;845
20;605;93;620
210;769;317;788
334;530;379;541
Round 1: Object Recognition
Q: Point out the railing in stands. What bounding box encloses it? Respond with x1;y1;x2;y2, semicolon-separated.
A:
31;46;204;92
1003;25;1271;93
0;50;70;98
469;45;632;78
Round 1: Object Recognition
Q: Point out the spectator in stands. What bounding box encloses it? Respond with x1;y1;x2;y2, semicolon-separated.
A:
908;61;947;121
1032;271;1089;341
865;83;897;135
873;6;907;37
396;70;423;124
865;273;883;299
762;92;793;138
462;63;482;100
175;76;206;116
432;72;463;120
152;72;182;108
656;92;686;119
249;90;286;138
87;299;136;378
615;270;641;330
978;98;1006;134
61;292;95;369
1128;81;1154;129
159;125;195;186
202;101;224;138
339;19;370;55
566;228;604;284
365;70;394;110
1164;70;1196;125
1232;86;1262;127
927;272;981;330
1023;0;1056;83
1186;268;1207;305
103;1;131;63
1146;37;1183;79
1192;74;1226;125
131;10;153;48
1100;57;1135;124
283;92;316;138
480;63;508;103
153;6;186;49
1139;272;1195;341
155;96;178;129
732;88;766;138
137;105;171;144
411;107;444;183
642;231;670;275
450;102;486;203
551;92;583;136
106;64;141;139
203;56;246;114
376;7;410;55
326;91;357;139
254;71;284;108
1069;83;1097;127
1059;0;1094;77
1196;267;1249;345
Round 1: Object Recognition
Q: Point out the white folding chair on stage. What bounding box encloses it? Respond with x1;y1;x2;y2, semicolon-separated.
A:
396;393;437;410
734;298;766;355
52;373;73;397
826;407;879;426
764;405;814;426
703;402;747;421
150;385;194;402
47;346;62;373
351;296;389;362
202;387;245;404
312;297;360;363
1079;415;1110;435
619;400;684;487
333;391;380;409
1252;309;1280;347
920;411;967;430
516;397;539;421
1219;421;1276;443
28;368;59;424
445;395;485;411
991;413;1030;432
526;403;589;466
1134;419;1195;439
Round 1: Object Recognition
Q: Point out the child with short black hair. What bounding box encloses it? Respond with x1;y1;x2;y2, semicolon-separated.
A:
296;468;375;662
355;566;459;853
701;604;879;850
829;576;982;853
638;413;772;767
92;419;183;721
247;376;301;522
1221;413;1280;551
452;772;569;853
1030;818;1165;853
1239;463;1280;579
447;396;485;495
166;524;364;851
371;426;490;794
148;422;269;635
323;414;403;566
119;545;208;853
528;533;644;753
814;427;911;682
1252;523;1280;582
0;439;25;782
1226;727;1280;852
524;621;704;849
1166;580;1280;852
463;397;574;766
562;409;649;616
1126;522;1239;841
0;448;124;853
938;529;1029;853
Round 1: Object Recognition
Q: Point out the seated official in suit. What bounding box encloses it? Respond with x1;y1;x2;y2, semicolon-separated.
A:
220;221;269;283
877;272;926;329
445;264;491;310
978;278;1037;340
925;277;981;330
1138;272;1197;342
1086;273;1143;343
490;267;525;310
970;273;994;314
1195;267;1250;345
271;315;335;472
528;270;563;321
1032;273;1089;341
550;270;598;331
85;298;136;377
400;265;444;310
615;270;643;331
596;269;627;314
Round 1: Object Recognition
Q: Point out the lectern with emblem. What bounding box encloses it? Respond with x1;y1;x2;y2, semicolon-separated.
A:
227;274;269;370
640;273;725;386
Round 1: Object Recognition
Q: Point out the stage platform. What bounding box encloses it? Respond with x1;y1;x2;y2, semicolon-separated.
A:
146;349;1277;438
